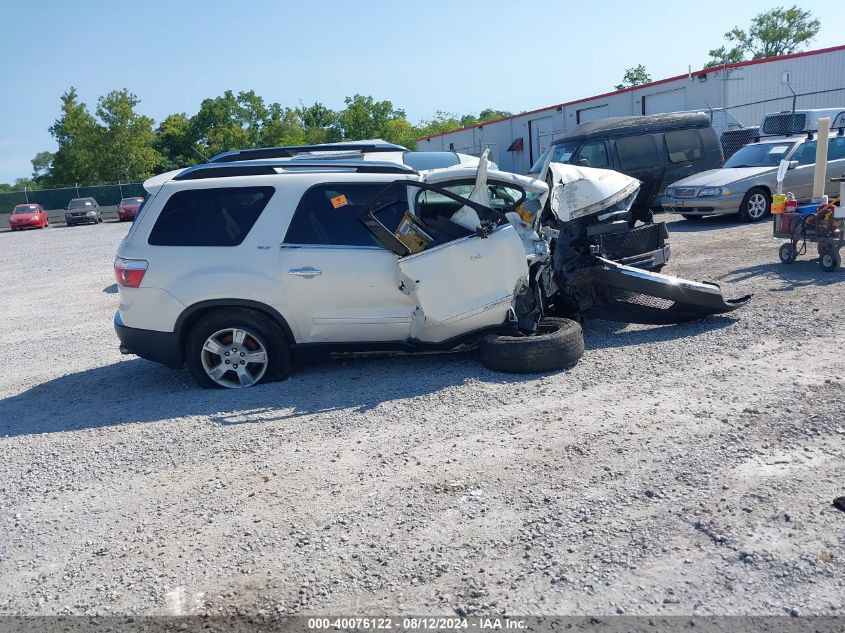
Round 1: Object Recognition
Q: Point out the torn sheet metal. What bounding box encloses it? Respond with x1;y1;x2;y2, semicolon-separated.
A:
548;163;640;222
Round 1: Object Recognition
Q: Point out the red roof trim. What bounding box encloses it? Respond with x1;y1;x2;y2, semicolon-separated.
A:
417;44;845;141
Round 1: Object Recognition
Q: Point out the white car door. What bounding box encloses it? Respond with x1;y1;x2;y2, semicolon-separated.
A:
362;179;532;344
278;181;415;343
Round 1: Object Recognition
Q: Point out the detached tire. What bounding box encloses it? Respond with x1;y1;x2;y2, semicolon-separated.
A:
480;318;584;374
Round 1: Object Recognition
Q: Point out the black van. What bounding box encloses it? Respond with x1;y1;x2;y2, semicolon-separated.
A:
529;112;723;219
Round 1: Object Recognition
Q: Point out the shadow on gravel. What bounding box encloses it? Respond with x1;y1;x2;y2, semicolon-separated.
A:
583;316;737;350
719;259;845;289
102;283;118;294
0;353;537;437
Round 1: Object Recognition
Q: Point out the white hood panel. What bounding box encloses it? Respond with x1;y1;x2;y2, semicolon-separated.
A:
548;163;641;222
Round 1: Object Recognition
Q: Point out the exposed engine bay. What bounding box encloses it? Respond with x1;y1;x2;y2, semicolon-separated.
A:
360;152;750;338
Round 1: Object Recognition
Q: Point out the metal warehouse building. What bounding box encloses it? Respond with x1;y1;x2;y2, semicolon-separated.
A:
416;45;845;175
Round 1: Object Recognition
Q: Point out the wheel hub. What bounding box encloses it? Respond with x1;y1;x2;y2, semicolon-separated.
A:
200;327;268;388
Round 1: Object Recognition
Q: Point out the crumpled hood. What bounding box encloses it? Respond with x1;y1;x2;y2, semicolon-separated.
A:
670;166;774;188
548;163;641;222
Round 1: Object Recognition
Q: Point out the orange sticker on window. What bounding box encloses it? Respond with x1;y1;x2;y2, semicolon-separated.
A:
330;194;348;209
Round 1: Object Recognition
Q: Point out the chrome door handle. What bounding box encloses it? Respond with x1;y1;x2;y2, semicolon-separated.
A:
289;267;322;278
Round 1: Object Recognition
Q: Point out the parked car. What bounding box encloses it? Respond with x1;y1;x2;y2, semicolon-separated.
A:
528;112;723;221
65;197;102;225
665;133;845;221
117;197;145;221
9;203;48;230
113;142;746;389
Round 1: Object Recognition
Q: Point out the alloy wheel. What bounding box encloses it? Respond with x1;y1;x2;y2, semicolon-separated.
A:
200;327;268;388
746;193;767;219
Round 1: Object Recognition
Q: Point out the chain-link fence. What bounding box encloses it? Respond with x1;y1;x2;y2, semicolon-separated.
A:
0;182;145;215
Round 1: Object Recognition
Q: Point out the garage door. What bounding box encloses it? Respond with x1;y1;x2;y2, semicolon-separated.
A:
577;104;608;124
643;89;686;115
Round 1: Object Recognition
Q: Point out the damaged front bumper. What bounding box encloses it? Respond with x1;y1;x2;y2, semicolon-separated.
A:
583;257;751;324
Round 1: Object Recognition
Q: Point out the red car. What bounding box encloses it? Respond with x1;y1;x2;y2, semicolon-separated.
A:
9;203;48;231
117;197;145;222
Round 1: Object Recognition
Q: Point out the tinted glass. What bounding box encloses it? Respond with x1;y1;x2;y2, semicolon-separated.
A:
575;140;609;168
829;136;845;161
68;199;94;209
616;135;659;171
416;181;525;218
550;141;579;164
149;186;274;246
723;142;796;168
664;129;703;163
284;183;401;247
791;137;845;164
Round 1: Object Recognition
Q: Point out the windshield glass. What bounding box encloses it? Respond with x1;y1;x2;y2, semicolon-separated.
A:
121;198;144;204
68;199;93;209
549;141;580;165
13;206;38;214
723;142;797;168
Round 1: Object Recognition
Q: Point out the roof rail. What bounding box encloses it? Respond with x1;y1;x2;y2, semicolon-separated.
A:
208;142;408;163
173;160;417;181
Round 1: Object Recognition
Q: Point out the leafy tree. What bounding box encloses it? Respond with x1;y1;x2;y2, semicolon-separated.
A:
416;111;463;138
297;102;342;144
615;64;652;90
337;94;405;141
705;5;820;67
155;113;200;172
261;105;306;147
190;90;253;157
96;89;161;182
47;87;100;186
31;151;54;182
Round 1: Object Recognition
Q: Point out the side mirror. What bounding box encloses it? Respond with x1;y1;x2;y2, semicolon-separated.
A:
788;160;799;170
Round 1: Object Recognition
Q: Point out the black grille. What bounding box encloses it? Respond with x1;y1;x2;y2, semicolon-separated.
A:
597;224;661;260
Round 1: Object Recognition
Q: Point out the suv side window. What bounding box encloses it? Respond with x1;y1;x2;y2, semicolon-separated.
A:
574;141;609;168
285;183;402;247
616;134;659;171
665;129;703;162
148;186;274;246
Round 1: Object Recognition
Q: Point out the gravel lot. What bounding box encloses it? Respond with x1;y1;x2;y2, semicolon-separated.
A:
0;216;843;618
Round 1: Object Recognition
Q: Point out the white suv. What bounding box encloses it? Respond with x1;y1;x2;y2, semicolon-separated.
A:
114;142;747;388
113;143;589;388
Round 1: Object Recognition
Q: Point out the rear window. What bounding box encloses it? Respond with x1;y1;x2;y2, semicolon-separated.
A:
148;186;274;246
664;129;703;163
616;134;659;171
284;183;400;247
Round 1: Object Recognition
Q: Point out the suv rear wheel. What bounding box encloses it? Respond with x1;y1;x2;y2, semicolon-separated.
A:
186;309;291;389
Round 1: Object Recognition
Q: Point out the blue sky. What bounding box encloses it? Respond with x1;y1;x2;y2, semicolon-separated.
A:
0;0;842;183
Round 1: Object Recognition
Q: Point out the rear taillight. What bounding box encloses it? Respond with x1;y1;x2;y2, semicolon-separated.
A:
114;257;148;288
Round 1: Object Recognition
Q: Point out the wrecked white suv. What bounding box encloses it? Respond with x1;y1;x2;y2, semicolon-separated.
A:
114;142;748;388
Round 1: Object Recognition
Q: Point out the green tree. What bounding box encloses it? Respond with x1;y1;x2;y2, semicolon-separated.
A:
705;5;820;67
261;105;306;147
190;90;253;157
96;89;161;182
337;94;406;141
48;87;100;186
155;113;200;172
31;151;54;183
615;64;651;90
297;102;342;144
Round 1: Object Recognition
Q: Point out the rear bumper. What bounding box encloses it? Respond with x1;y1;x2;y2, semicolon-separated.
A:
114;312;182;369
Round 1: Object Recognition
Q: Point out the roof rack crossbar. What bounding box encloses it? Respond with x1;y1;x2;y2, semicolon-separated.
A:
209;142;408;163
173;160;417;181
